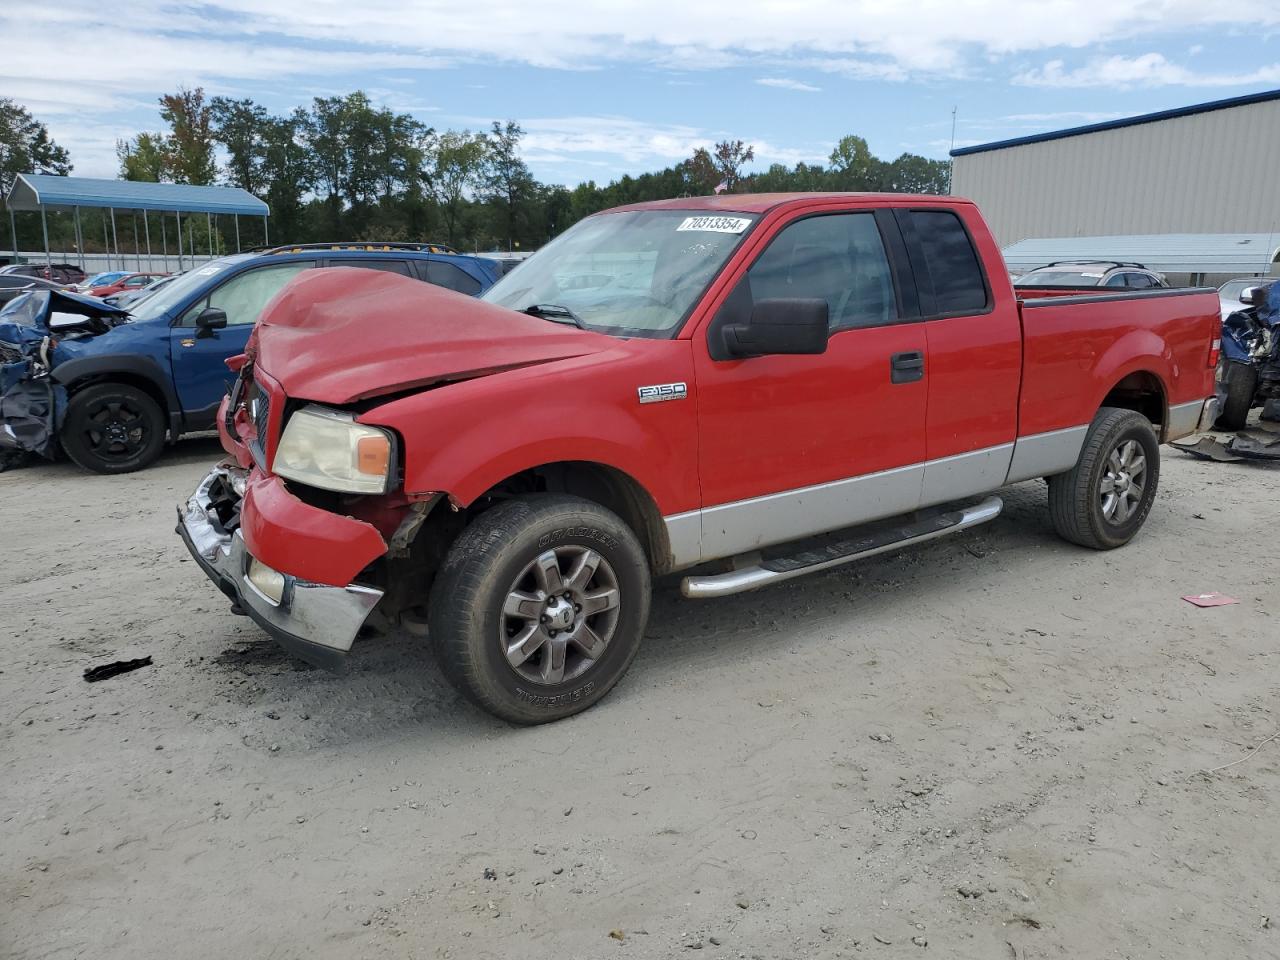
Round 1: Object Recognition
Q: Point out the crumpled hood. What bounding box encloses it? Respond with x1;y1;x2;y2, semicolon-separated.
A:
254;268;616;404
0;289;130;344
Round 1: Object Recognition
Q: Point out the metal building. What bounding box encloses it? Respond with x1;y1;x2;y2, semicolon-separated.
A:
950;89;1280;257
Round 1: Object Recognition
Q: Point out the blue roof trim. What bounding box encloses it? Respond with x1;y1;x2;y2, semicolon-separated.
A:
8;173;269;216
951;87;1280;157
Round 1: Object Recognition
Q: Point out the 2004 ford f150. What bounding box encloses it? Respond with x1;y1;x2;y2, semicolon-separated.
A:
177;193;1221;723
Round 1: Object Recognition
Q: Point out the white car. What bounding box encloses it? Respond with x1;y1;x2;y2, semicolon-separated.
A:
1217;277;1271;320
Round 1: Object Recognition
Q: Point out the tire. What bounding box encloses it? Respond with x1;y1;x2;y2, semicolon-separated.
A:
1216;360;1257;431
1047;407;1160;551
60;383;166;474
427;494;651;724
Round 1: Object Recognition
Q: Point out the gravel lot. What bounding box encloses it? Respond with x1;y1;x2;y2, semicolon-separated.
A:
2;438;1278;959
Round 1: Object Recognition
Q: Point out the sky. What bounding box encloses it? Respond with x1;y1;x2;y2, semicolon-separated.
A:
4;0;1280;188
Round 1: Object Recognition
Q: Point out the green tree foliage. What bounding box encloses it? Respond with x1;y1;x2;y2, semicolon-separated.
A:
159;87;216;185
12;90;951;256
116;132;168;182
0;98;71;195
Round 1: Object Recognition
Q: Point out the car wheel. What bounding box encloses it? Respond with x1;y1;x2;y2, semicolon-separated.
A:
428;494;650;724
1047;407;1160;550
60;383;166;474
1216;359;1257;431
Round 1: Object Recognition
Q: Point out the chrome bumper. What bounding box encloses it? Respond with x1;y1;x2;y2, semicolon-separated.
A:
176;463;384;667
1195;395;1221;434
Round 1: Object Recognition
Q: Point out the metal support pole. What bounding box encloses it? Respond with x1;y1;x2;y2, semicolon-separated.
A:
234;214;240;252
110;208;119;272
176;211;183;270
132;212;141;270
103;214;110;270
8;206;17;263
188;218;194;262
207;212;214;257
41;206;51;269
263;216;269;246
144;211;152;271
74;207;84;270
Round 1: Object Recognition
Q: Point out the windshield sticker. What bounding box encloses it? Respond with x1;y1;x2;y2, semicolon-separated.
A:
1080;272;1103;278
195;266;224;277
676;216;752;234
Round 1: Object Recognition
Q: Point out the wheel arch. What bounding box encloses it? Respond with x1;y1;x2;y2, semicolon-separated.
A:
426;459;672;575
53;356;179;440
1097;369;1168;438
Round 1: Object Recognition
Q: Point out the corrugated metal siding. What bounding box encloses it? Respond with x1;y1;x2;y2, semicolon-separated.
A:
951;98;1280;247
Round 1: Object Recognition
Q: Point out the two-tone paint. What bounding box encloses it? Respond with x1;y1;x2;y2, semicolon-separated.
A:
218;192;1219;589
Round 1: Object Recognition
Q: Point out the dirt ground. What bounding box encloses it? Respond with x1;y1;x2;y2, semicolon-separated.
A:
2;436;1278;960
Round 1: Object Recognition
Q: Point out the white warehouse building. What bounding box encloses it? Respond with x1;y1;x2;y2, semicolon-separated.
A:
949;89;1280;284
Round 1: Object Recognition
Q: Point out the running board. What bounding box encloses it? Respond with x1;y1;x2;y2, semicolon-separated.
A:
680;495;1004;599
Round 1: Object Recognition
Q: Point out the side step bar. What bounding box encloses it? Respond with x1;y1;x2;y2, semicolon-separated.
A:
681;495;1004;599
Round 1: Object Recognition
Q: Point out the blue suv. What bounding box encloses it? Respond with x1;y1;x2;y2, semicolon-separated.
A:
0;243;500;474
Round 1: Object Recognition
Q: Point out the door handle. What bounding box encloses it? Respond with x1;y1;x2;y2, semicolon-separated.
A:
890;351;925;384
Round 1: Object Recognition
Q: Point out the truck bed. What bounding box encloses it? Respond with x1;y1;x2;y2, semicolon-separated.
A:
1015;286;1220;440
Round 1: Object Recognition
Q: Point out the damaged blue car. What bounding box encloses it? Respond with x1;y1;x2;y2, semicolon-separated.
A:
1218;280;1279;431
0;290;134;470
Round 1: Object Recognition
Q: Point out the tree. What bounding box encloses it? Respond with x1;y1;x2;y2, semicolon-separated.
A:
116;132;169;181
884;153;949;195
680;147;720;194
0;98;71;196
210;97;270;193
260;109;314;242
712;139;755;192
428;130;487;246
482;121;537;250
159;87;216;184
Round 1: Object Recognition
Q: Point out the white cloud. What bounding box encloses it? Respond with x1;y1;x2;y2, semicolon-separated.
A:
756;78;822;92
1015;53;1280;88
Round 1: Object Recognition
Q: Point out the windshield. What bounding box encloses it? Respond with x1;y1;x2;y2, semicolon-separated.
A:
481;210;758;337
1016;269;1105;287
128;257;248;321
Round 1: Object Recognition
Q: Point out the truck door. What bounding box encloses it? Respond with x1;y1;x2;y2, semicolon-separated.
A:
896;208;1021;504
169;261;314;426
692;209;929;560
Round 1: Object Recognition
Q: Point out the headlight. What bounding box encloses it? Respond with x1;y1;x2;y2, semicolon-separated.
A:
272;405;394;494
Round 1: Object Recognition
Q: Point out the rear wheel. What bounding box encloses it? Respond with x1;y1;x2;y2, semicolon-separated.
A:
60;383;166;474
1048;407;1160;550
427;494;651;724
1216;360;1257;431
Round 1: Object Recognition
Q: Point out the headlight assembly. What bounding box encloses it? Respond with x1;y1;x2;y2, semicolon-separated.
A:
272;405;394;494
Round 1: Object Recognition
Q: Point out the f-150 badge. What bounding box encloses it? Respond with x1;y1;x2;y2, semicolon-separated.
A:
638;382;688;404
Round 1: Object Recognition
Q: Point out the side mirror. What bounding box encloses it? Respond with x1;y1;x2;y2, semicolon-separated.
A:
1239;286;1264;306
195;306;228;337
721;298;829;359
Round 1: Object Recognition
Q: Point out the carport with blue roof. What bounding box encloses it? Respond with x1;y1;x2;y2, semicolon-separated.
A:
5;174;269;274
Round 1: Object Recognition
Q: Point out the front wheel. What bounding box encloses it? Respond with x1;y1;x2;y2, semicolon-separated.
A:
60;383;166;474
428;494;651;724
1047;407;1160;550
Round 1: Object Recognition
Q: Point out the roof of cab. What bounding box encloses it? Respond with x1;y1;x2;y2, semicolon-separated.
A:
606;192;960;215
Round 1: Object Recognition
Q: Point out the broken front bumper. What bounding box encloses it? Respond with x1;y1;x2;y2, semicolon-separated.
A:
176;463;384;669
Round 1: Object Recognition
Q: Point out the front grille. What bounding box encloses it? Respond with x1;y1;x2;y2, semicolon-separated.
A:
249;379;272;469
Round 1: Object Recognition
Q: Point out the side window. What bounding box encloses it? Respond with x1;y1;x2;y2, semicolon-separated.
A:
327;258;413;277
910;210;988;313
1127;273;1153;289
426;260;482;296
1104;272;1128;287
180;262;312;326
744;213;896;332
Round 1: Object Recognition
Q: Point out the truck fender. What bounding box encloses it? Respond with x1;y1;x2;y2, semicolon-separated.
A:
52;354;181;439
1089;330;1171;417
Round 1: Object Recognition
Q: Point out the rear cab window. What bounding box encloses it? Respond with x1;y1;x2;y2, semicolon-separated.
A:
905;209;990;315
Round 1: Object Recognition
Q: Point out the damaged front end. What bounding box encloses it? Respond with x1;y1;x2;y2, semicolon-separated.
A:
0;290;129;465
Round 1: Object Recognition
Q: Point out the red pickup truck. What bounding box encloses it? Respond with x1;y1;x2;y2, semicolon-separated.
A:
178;193;1221;724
